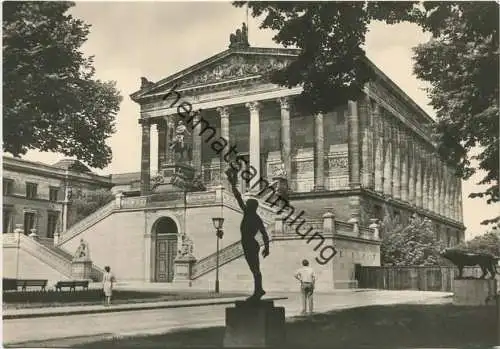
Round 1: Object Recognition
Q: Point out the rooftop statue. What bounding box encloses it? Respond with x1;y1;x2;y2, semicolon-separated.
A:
229;23;250;49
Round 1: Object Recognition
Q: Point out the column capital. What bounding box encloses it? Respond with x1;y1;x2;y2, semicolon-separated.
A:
216;106;230;119
245;101;261;112
138;118;152;126
277;97;290;110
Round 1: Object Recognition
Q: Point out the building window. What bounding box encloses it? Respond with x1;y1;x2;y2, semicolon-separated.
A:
24;212;36;234
49;187;59;202
3;209;11;233
3;179;13;196
26;183;38;199
46;213;59;238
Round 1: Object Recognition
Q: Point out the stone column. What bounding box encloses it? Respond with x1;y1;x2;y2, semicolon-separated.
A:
401;135;409;203
393;130;401;200
457;178;463;222
217;106;230;187
157;119;167;171
313;112;325;191
421;152;428;210
359;96;372;188
408;143;415;205
246;101;261;191
383;137;393;196
192;113;203;175
373;105;383;193
278;97;292;181
140;118;151;195
165;116;174;164
347;100;361;188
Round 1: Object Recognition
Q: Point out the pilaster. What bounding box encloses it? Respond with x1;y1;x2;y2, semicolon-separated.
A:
359;96;372;188
401;134;410;203
383;126;393;196
393;128;401;200
166;116;175;164
140;118;151;195
347;100;361;188
313;112;325;191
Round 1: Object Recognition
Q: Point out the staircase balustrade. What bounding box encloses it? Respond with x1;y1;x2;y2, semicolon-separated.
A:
59;201;117;245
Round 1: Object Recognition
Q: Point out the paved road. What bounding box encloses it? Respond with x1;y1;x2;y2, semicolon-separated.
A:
3;290;451;347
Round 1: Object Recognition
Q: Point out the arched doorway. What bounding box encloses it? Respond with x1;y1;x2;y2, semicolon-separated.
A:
153;217;178;282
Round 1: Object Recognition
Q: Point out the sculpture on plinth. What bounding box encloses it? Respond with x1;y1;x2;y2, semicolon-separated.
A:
229;23;250;49
73;238;91;262
225;167;270;302
178;233;195;258
271;163;289;201
169;120;192;164
440;248;499;279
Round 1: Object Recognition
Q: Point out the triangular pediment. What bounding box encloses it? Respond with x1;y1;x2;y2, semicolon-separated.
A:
131;48;299;102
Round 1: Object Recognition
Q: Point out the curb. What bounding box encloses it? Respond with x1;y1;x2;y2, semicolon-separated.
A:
2;296;288;320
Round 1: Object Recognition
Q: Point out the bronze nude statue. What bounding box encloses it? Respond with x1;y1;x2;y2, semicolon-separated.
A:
226;167;270;301
440;248;499;279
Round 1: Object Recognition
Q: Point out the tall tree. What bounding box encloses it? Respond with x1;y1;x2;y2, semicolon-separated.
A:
235;1;499;223
412;2;499;225
3;1;122;169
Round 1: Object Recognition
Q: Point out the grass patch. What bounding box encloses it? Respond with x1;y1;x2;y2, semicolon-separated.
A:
75;304;498;349
2;290;246;310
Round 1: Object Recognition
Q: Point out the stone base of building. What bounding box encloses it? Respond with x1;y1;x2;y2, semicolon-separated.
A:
223;300;286;348
334;280;359;289
71;260;92;280
453;278;498;306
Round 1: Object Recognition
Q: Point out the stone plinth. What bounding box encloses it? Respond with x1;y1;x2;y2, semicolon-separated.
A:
223;300;286;348
453;278;498;306
272;176;289;201
173;255;196;285
152;163;202;193
71;260;92;280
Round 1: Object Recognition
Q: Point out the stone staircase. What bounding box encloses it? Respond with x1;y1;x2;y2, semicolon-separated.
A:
5;234;104;281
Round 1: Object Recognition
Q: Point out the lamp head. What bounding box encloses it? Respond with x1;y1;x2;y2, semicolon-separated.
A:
212;217;224;230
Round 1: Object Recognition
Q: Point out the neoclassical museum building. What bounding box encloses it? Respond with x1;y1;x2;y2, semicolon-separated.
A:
4;30;465;291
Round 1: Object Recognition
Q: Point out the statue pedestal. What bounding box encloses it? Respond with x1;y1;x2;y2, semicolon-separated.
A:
152;163;201;193
453;278;498;306
223;300;286;348
71;260;92;280
272;176;289;201
173;255;196;286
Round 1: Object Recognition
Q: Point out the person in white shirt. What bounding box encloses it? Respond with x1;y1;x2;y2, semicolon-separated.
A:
294;259;315;314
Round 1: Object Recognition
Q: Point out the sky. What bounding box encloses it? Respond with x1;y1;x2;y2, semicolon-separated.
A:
15;1;498;239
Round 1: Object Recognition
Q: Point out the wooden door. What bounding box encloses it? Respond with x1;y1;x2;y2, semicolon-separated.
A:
155;234;177;282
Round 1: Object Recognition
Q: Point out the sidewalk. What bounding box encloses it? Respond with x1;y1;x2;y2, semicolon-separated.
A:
2;295;287;320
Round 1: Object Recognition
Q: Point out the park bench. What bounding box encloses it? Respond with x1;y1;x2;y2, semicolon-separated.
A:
55;280;89;291
16;279;48;291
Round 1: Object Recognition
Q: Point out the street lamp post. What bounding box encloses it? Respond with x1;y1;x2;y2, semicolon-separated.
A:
212;217;224;294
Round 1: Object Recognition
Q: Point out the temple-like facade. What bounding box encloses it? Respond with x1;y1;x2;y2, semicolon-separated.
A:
4;31;465;291
131;43;465;246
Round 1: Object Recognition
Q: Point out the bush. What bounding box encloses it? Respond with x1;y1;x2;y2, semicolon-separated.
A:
381;216;447;266
68;189;115;225
456;231;500;256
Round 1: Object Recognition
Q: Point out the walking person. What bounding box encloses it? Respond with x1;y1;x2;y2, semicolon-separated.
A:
295;259;315;315
102;266;115;306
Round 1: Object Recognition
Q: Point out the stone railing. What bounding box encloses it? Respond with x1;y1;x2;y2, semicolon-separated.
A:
19;234;73;277
59;201;117;245
120;196;149;209
191;234;266;280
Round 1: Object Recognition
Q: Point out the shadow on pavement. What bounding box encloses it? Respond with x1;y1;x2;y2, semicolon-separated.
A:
6;303;497;349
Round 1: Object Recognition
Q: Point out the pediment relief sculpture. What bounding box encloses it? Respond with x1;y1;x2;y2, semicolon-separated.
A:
173;55;290;89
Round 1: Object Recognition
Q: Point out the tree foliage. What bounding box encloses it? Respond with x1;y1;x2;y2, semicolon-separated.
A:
3;1;122;169
456;230;500;256
381;216;446;266
412;2;499;224
68;189;115;226
235;1;499;224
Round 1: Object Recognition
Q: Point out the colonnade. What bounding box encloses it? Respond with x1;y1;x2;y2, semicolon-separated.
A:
138;93;463;223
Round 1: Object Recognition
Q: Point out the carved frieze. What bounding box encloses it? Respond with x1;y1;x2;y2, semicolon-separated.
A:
176;55;291;89
328;157;348;170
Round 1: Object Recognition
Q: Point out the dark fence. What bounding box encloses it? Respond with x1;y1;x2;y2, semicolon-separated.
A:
357;265;483;292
